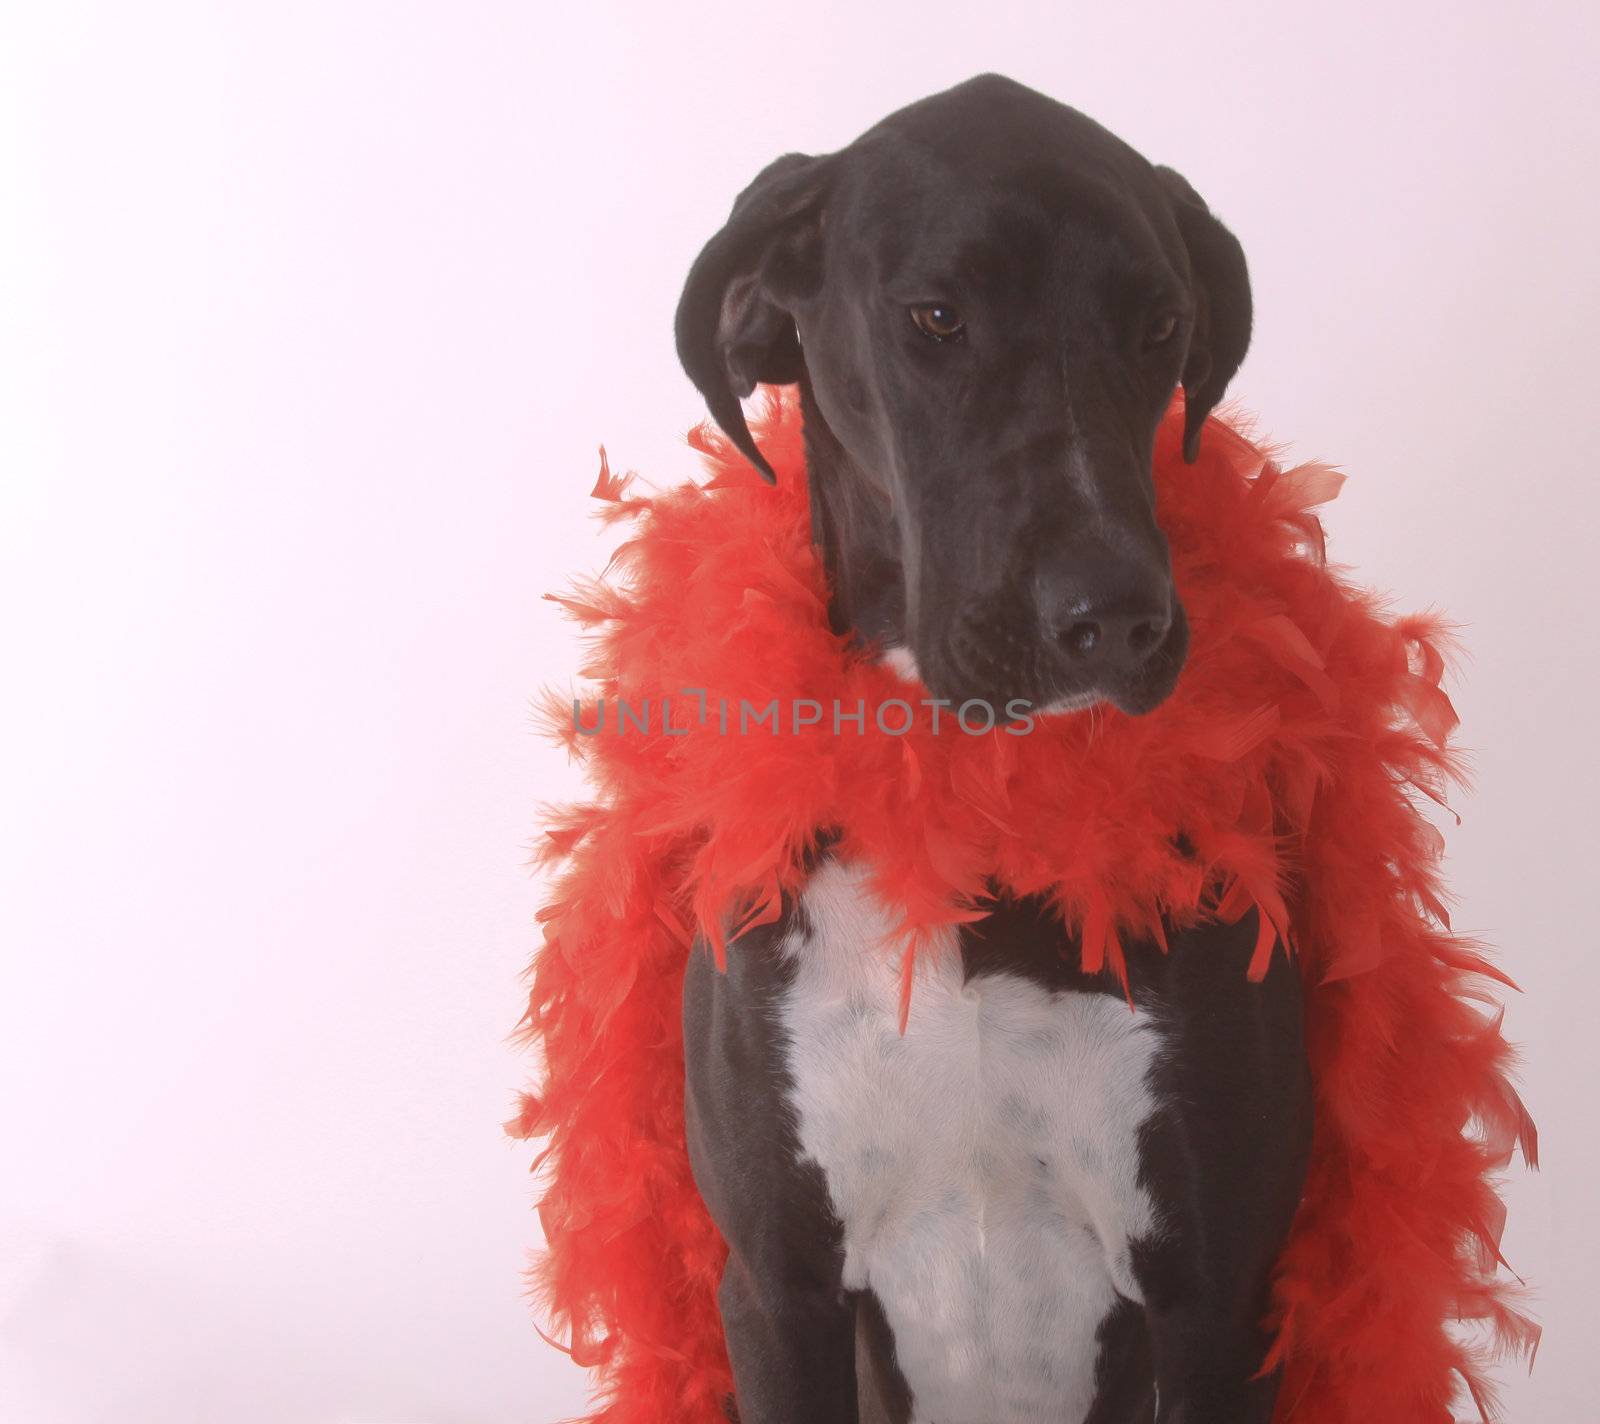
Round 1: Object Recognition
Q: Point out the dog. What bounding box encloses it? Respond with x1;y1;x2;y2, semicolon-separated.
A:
673;74;1312;1424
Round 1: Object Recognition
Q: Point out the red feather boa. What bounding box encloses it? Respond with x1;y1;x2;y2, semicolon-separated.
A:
512;386;1538;1421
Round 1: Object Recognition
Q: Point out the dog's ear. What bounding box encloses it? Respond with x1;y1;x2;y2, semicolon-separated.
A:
1152;165;1252;463
675;152;832;481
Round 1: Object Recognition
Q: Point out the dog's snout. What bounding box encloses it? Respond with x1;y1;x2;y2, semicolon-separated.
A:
1037;551;1172;676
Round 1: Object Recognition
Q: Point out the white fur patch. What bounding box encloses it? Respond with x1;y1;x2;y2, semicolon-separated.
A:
876;644;1105;719
880;645;922;684
1033;689;1107;716
777;860;1164;1424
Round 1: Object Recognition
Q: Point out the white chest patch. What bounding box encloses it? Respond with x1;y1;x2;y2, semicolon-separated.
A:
777;861;1166;1424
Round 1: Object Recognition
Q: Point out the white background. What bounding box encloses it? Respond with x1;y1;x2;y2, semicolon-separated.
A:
2;3;1595;1420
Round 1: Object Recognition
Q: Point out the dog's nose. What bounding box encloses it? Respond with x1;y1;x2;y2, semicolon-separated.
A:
1036;552;1172;675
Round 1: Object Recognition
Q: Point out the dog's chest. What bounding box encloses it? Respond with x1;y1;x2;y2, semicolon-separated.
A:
776;861;1165;1424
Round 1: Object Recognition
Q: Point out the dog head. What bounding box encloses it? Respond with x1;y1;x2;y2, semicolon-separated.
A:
675;73;1251;715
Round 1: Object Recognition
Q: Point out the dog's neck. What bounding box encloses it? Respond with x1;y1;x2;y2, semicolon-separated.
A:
798;376;909;656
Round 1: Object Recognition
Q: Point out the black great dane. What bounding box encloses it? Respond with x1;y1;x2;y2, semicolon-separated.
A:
674;74;1312;1424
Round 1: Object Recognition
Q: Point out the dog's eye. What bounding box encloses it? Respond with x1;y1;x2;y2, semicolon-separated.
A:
1145;313;1180;347
910;304;966;342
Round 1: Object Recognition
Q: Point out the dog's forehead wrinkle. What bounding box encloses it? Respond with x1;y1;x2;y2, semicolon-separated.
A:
828;135;1178;330
855;193;1043;294
842;213;1173;341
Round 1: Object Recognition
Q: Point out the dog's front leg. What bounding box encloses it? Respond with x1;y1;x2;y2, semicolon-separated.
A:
1129;909;1315;1424
683;921;860;1424
1130;1206;1293;1424
1141;1323;1283;1424
712;1245;860;1424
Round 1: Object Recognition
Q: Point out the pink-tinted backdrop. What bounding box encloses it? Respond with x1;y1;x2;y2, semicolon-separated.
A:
3;2;1594;1420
